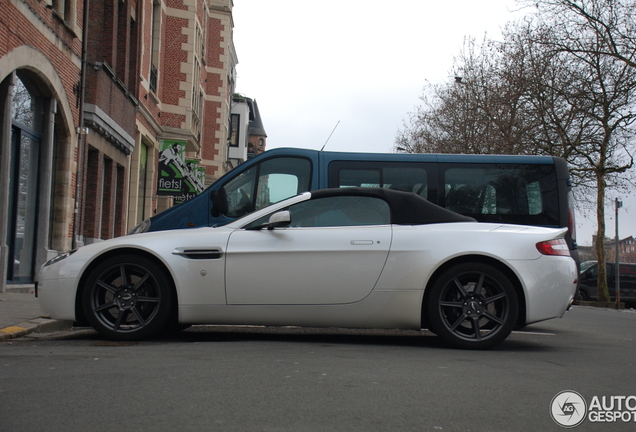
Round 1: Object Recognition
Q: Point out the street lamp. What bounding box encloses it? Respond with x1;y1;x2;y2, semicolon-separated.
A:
615;198;623;309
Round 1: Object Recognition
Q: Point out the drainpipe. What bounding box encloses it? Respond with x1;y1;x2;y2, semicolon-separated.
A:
73;0;90;250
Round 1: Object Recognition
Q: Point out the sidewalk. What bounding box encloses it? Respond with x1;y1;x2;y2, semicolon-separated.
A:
0;287;71;340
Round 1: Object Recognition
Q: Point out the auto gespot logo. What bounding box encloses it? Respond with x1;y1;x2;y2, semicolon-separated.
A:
550;390;636;428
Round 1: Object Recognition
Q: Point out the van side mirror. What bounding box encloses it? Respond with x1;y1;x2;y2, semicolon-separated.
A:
268;211;291;230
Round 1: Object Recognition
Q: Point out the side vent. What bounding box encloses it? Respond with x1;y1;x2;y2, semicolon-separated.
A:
172;249;223;260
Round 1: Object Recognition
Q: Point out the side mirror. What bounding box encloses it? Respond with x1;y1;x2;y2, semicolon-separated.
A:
268;211;291;230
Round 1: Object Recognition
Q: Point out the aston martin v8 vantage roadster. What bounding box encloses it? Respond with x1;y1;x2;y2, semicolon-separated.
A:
38;188;578;349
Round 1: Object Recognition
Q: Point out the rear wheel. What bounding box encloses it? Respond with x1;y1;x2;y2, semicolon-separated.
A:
82;254;173;340
426;263;518;349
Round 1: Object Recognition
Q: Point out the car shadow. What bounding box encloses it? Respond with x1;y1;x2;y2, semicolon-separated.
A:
156;325;560;352
50;325;561;352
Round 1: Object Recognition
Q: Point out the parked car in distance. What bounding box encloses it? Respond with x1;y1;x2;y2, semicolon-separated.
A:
578;261;636;306
39;188;578;349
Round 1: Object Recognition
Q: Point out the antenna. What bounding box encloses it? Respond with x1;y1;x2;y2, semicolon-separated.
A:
320;121;340;151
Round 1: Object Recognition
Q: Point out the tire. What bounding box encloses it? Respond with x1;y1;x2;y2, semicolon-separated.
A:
426;263;519;349
577;290;588;302
82;254;174;341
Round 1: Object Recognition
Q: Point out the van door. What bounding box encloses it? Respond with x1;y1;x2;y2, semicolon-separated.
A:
213;156;313;221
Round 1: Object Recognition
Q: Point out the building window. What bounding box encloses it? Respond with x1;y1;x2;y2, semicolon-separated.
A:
51;0;77;30
150;65;158;92
229;114;240;147
7;77;42;283
150;0;161;93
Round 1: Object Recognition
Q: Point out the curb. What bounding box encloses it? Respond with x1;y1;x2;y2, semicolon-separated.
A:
0;318;73;341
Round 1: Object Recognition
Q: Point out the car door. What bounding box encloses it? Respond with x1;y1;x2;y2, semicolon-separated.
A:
225;195;392;305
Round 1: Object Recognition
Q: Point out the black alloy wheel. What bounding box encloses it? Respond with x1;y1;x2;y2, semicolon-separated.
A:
427;263;519;349
82;254;173;340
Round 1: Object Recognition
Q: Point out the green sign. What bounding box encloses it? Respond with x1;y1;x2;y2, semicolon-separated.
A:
157;140;205;202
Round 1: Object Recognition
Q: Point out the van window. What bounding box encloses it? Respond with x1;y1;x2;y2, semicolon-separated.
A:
441;164;559;226
221;157;312;218
329;162;429;198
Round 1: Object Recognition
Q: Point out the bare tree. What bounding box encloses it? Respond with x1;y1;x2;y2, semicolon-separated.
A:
520;0;636;68
520;0;636;302
397;5;636;302
396;37;536;155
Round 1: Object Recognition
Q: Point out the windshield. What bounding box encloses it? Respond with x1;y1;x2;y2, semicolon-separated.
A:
579;261;596;273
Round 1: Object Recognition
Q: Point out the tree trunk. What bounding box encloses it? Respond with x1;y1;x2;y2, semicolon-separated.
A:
595;172;610;302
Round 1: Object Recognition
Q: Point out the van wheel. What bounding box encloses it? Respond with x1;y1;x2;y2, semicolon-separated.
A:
82;255;173;341
426;263;518;349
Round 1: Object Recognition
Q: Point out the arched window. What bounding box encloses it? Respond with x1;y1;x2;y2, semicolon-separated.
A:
7;76;43;282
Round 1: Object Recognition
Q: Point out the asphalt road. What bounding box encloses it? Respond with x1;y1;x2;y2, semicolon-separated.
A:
1;306;635;432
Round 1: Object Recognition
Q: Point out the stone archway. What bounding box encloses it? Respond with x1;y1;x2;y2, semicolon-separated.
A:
0;47;78;290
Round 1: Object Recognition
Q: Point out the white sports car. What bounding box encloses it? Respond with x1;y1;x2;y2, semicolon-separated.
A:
38;188;578;349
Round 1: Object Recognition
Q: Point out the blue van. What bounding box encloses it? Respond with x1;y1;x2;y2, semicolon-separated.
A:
130;147;578;260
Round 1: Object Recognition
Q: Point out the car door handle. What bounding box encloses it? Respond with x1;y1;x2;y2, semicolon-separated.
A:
350;240;375;245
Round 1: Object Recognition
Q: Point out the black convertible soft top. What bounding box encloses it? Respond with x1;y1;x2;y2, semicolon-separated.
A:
310;188;475;225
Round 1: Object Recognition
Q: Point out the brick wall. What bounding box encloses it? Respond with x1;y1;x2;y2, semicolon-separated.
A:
207;17;224;69
1;0;82;126
84;0;138;139
161;15;188;106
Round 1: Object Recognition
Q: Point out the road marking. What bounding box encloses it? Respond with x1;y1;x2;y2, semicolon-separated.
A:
0;326;28;340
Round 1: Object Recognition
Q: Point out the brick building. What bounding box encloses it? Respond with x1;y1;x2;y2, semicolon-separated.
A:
127;0;240;228
1;0;247;292
1;0;82;291
229;94;267;164
579;235;636;263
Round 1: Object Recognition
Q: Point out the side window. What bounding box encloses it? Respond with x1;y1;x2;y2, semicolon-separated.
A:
442;165;559;226
220;157;311;218
243;196;391;229
222;167;256;218
330;162;429;198
255;173;300;211
383;167;428;198
288;196;390;227
338;169;381;188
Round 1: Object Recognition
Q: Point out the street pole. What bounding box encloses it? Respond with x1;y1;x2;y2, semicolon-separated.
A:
615;198;622;309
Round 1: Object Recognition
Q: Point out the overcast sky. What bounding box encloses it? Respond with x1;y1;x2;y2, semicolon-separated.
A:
232;0;635;247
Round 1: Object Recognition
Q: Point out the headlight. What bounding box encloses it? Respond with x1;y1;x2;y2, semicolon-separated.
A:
128;219;151;235
44;250;77;267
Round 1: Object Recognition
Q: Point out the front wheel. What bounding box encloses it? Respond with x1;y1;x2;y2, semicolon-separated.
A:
82;254;174;340
426;263;519;349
